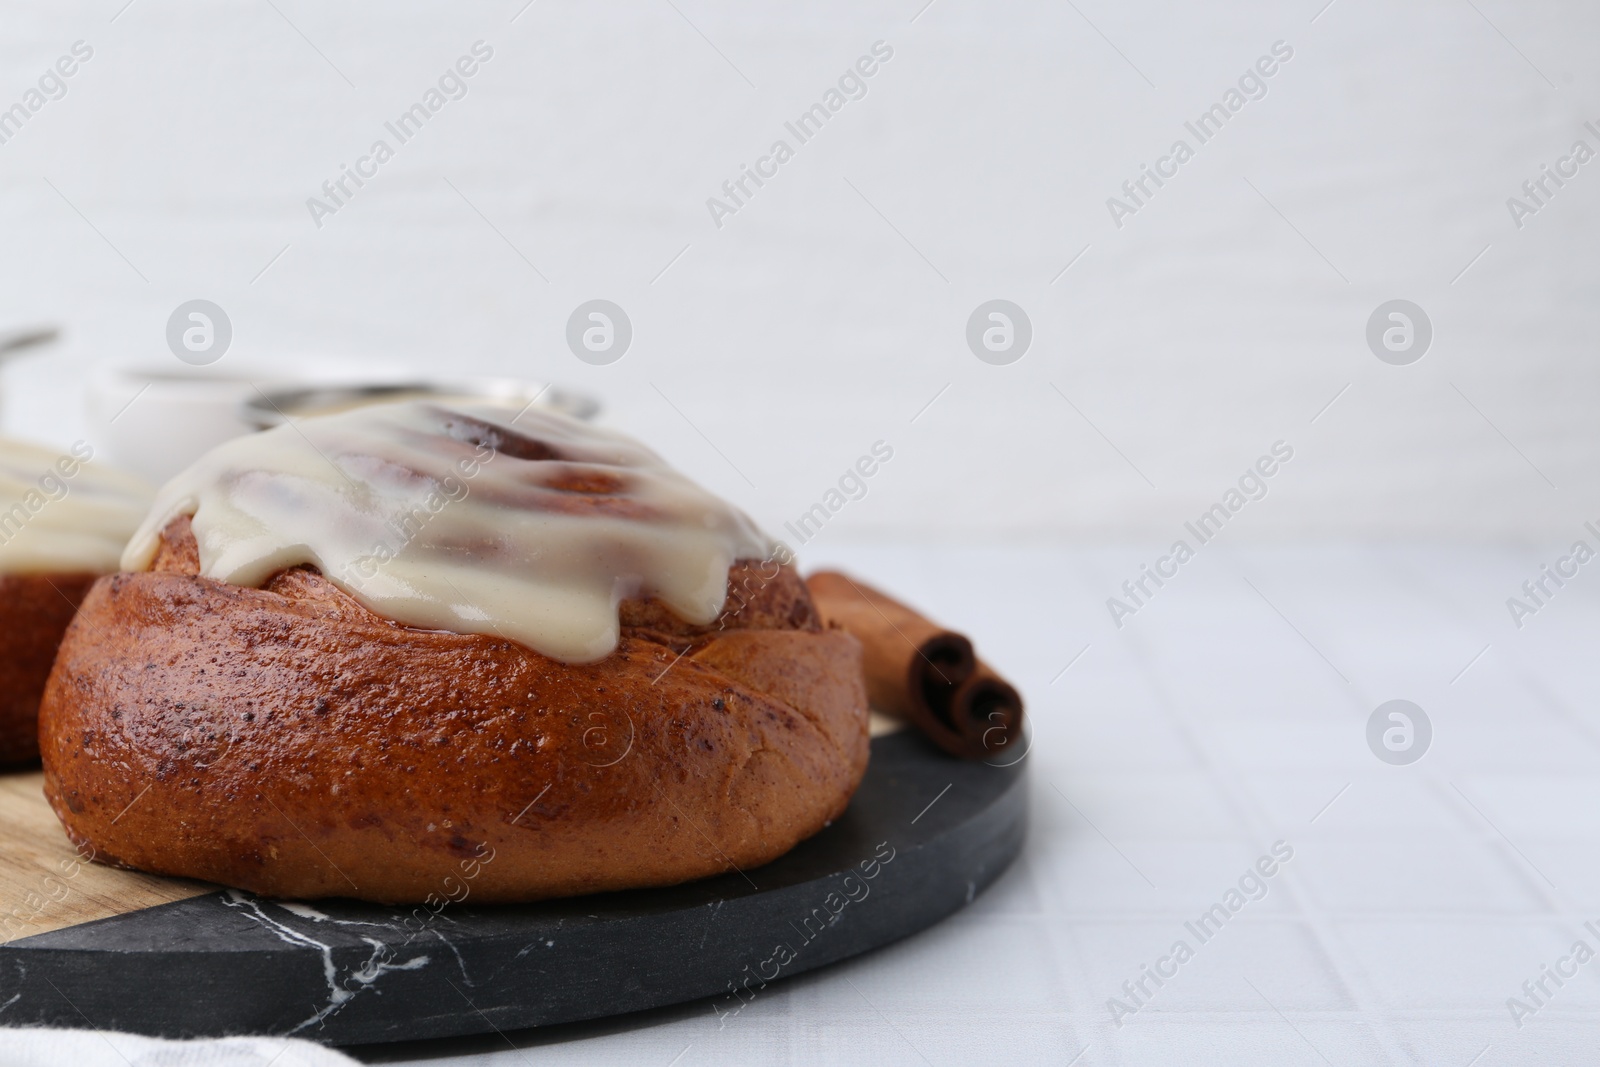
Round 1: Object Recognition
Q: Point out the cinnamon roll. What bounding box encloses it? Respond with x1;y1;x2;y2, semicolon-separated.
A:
0;437;150;763
39;403;868;903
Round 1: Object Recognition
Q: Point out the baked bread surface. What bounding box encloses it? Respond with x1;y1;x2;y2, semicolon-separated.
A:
0;573;95;763
39;517;868;903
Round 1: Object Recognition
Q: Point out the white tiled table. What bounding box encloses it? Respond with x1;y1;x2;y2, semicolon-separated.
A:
361;541;1599;1066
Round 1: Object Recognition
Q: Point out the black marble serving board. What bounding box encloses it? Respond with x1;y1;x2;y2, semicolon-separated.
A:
0;730;1028;1045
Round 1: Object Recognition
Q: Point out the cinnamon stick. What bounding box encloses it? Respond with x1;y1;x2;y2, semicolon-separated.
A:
805;571;1023;761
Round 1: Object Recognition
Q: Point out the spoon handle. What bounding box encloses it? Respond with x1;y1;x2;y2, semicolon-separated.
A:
0;326;60;361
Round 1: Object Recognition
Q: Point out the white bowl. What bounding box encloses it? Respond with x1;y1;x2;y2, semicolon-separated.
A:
86;365;277;486
87;365;602;487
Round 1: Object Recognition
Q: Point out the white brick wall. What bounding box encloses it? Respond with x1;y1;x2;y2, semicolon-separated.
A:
0;0;1594;544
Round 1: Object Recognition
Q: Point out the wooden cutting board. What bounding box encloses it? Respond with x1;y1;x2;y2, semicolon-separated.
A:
0;771;211;941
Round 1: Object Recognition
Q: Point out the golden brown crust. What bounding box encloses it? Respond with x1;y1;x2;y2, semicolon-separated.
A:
0;572;96;765
38;518;869;903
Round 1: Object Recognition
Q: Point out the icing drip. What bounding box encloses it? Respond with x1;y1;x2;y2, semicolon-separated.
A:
122;402;776;663
0;437;152;574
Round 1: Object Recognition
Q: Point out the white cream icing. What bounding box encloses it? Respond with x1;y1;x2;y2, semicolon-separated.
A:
0;436;153;575
122;401;778;663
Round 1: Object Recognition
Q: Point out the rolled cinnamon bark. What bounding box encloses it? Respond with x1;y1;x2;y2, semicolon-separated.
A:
805;571;1023;761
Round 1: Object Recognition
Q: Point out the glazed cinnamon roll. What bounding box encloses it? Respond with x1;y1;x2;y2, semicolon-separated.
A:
0;437;150;764
39;403;867;903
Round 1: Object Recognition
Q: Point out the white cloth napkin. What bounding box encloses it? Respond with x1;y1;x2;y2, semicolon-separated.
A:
0;1029;357;1067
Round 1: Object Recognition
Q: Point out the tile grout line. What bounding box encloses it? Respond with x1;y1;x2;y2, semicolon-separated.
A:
1080;549;1419;1067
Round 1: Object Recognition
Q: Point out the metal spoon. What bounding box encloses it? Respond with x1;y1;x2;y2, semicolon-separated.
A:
0;326;59;363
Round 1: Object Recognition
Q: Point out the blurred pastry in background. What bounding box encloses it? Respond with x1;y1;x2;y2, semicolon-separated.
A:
0;436;152;764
